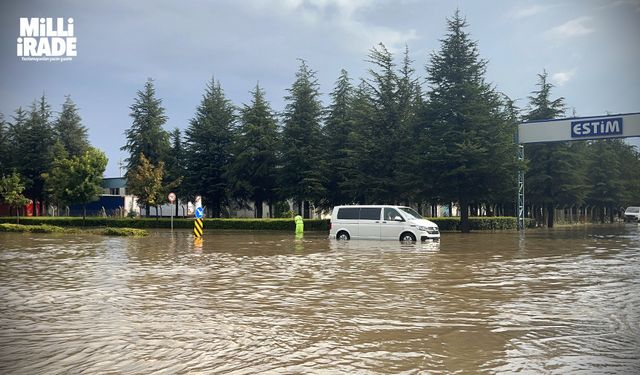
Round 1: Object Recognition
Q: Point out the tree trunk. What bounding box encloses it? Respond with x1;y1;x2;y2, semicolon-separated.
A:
546;203;555;228
609;205;614;223
145;205;150;217
303;201;310;219
459;197;470;233
82;204;86;226
297;200;302;216
255;199;263;218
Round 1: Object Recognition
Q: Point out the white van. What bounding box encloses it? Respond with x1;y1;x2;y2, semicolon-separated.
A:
329;205;440;242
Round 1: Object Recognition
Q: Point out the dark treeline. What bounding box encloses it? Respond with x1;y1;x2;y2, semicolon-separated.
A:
2;11;639;231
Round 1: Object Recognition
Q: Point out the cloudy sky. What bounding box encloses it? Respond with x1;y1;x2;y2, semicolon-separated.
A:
1;0;639;176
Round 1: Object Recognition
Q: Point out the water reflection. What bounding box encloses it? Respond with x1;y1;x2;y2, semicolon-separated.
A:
0;225;639;374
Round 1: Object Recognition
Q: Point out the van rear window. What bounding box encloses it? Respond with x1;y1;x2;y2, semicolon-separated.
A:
359;208;381;220
337;207;382;220
337;208;359;220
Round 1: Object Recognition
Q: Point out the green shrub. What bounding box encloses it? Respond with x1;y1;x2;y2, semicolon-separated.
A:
428;217;535;231
0;223;66;233
100;227;148;236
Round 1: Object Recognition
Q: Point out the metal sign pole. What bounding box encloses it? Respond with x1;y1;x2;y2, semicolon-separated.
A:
517;145;525;231
168;192;176;232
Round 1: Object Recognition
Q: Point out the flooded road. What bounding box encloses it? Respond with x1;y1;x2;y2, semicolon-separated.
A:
1;225;639;374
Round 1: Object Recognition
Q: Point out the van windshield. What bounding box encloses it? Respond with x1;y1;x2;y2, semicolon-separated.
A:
399;207;422;220
626;207;640;213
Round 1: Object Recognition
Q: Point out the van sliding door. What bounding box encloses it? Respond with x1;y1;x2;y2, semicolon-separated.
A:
358;207;382;239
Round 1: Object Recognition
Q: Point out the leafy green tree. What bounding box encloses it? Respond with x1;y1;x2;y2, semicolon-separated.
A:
54;96;90;157
280;60;326;218
323;69;355;208
183;77;236;218
524;71;585;227
227;84;280;218
46;147;108;221
121;78;170;171
0;171;30;223
126;153;164;217
424;10;519;232
11;97;55;206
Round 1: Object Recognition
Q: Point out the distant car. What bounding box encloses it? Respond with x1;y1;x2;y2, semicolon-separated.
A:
624;206;640;222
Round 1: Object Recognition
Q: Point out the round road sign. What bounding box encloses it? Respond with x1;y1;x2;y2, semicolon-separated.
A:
195;206;204;219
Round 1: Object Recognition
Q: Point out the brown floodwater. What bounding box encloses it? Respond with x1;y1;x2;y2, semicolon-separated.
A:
1;225;639;374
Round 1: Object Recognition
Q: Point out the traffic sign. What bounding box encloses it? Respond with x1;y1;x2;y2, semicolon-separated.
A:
195;206;204;219
168;192;176;203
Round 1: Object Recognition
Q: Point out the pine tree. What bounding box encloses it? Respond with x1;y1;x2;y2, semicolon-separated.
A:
340;81;376;204
122;78;170;171
618;143;640;208
393;45;424;205
524;71;585;227
424;10;518;232
280;60;326;217
227;84;280;217
323;69;355;208
183;77;236;218
0;113;9;176
585;139;628;222
11;97;55;205
165;128;184;216
363;43;402;203
54;96;90;157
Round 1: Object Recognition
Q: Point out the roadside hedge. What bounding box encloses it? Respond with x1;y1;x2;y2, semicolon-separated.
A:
0;216;533;231
0;217;330;231
429;217;535;231
0;223;148;236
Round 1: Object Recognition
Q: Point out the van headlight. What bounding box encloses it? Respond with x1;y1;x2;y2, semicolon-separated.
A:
418;226;428;231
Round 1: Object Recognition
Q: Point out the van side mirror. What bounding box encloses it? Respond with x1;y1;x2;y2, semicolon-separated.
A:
394;216;403;221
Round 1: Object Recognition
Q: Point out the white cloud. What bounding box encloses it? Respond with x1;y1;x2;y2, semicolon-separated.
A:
551;69;576;86
510;4;549;18
244;0;418;53
545;16;595;40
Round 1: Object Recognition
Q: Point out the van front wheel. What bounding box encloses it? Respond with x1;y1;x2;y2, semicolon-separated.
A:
336;231;350;240
400;232;416;243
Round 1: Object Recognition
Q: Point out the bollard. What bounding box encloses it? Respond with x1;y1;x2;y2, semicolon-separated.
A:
194;218;203;238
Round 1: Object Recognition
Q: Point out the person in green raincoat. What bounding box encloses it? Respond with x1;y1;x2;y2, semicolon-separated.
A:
294;214;304;235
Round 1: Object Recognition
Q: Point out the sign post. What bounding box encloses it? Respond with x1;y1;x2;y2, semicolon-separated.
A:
194;206;204;238
516;112;640;231
168;192;176;231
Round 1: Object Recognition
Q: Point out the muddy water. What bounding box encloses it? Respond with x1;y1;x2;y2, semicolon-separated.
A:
0;225;639;374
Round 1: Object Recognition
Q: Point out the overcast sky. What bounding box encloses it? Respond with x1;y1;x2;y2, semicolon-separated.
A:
1;0;639;177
